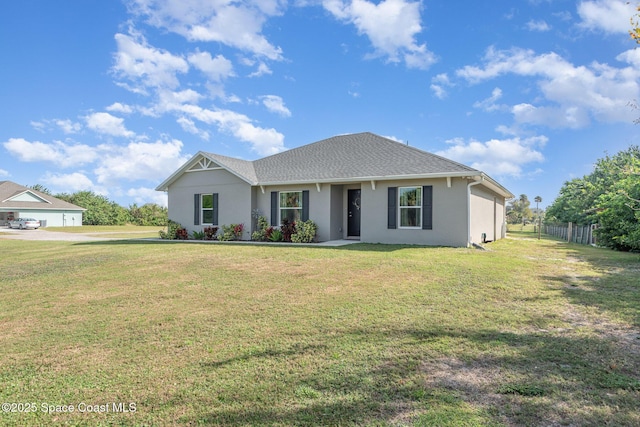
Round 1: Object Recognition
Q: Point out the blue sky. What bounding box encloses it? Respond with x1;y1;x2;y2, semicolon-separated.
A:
1;0;638;208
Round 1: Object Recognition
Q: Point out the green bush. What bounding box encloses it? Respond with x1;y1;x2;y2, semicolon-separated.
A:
291;220;318;243
192;230;205;240
268;229;283;242
218;223;244;241
251;216;274;241
159;220;186;240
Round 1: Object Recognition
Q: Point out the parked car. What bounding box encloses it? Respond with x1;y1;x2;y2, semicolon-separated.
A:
8;218;40;229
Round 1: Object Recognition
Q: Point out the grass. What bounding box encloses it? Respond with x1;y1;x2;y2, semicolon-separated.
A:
0;231;638;426
43;225;165;239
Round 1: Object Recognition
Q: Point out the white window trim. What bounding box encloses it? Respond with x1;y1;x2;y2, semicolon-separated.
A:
279;190;303;224
398;186;422;229
201;194;215;226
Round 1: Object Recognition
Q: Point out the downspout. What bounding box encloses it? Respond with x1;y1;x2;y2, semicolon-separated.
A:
467;176;484;247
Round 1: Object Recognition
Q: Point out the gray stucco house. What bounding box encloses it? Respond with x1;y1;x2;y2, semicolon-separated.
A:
0;181;85;227
156;132;514;246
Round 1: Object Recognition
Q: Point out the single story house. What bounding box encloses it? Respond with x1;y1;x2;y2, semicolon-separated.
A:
0;181;85;227
156;132;514;246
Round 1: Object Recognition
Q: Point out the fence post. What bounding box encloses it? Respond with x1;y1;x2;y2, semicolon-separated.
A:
567;222;572;242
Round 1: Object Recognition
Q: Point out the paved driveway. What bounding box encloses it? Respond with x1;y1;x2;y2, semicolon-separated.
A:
0;227;111;241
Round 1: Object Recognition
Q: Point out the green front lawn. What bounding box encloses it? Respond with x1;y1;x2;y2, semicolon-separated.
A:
1;232;638;426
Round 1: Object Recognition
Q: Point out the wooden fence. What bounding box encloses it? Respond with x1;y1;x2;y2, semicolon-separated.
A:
544;222;597;245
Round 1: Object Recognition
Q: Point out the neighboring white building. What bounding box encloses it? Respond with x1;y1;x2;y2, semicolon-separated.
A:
0;181;85;227
156;132;514;246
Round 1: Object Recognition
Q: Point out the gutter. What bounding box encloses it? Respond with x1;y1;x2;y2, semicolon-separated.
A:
467;175;484;247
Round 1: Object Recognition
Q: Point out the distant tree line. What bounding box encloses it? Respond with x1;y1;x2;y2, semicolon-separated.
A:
506;194;544;227
545;146;640;251
29;186;168;226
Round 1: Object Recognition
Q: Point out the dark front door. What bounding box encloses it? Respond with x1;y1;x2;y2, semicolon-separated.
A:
347;189;361;237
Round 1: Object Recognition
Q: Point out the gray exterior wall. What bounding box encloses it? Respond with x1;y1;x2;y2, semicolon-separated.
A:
166;170;507;246
469;185;506;244
471;185;507;243
254;183;333;242
166;169;252;240
360;178;468;246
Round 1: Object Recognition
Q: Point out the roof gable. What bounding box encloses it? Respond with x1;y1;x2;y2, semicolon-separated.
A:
0;181;85;211
4;190;51;204
156;133;513;198
155;152;258;191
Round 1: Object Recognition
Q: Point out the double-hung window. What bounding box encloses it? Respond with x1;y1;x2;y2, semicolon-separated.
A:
399;186;422;228
194;193;218;226
201;194;218;225
279;191;302;223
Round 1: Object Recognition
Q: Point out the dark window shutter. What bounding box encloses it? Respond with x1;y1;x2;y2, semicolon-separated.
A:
387;187;397;229
301;190;309;221
212;193;219;225
422;186;433;230
270;191;278;226
194;194;201;225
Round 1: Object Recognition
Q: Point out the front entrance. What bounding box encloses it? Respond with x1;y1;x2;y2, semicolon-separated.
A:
347;189;361;237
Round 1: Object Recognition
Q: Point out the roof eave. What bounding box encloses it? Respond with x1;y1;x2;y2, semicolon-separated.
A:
0;206;86;211
256;171;479;187
473;174;514;199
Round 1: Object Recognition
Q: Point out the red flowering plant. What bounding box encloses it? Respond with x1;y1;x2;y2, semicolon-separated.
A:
204;226;218;240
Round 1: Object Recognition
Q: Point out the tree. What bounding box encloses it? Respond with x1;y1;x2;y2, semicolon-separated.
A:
129;203;168;226
546;146;640;251
28;184;52;195
631;4;640;44
630;4;640;124
55;191;130;225
507;194;533;226
593;148;640;250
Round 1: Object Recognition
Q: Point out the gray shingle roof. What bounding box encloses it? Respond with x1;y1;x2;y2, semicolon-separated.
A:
251;132;478;183
157;132;512;197
206;153;258;184
0;181;85;211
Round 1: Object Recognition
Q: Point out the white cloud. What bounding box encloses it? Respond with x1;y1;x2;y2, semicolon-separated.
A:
55;119;82;134
94;139;189;184
171;103;286;155
473;87;504;112
177;116;210;140
30;121;47;133
43;172;99;193
525;19;551;32
456;46;640;127
188;50;234;81
430;73;453;99
112;31;189;91
261;95;291;117
128;0;284;60
127;186;168;206
0;169;9;177
323;0;436;69
248;62;272;77
577;0;636;34
3;138;98;168
512;103;590;128
85;112;136;138
106;102;134;114
437;135;547;177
